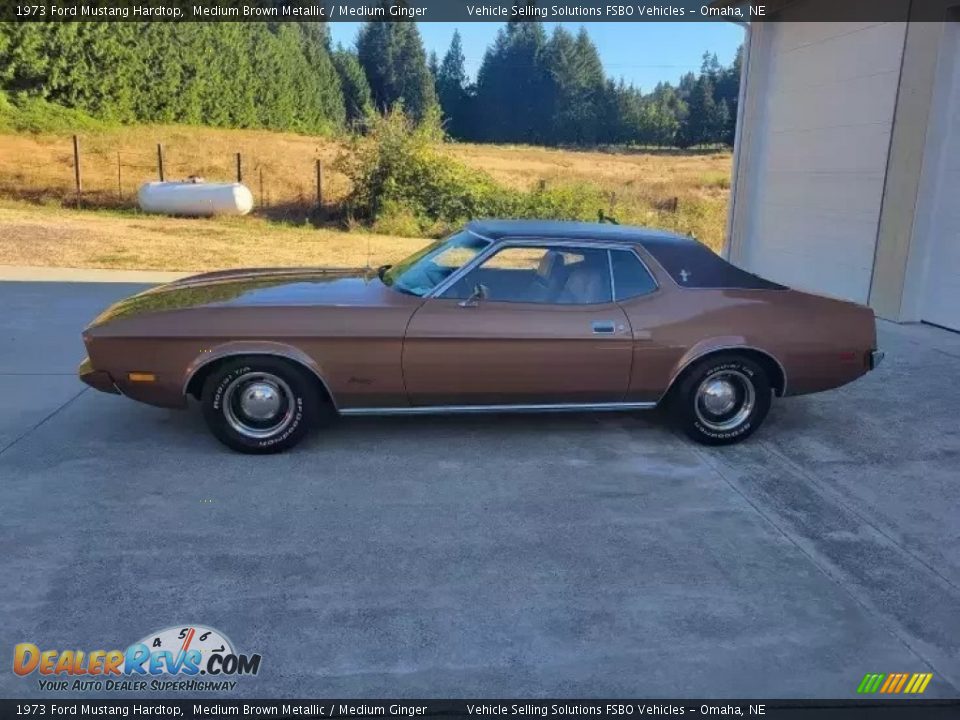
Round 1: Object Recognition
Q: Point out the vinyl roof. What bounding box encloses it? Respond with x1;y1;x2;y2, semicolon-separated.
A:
466;219;785;290
466;219;697;248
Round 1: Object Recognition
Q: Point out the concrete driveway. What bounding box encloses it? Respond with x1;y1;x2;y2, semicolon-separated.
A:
1;277;958;699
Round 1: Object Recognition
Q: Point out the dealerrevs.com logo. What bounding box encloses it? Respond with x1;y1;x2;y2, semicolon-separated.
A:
13;625;261;692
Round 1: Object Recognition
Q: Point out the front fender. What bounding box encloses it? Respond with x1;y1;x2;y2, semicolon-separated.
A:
181;340;337;408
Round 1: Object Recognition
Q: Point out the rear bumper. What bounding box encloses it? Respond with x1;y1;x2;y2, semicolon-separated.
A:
78;357;120;394
869;349;885;370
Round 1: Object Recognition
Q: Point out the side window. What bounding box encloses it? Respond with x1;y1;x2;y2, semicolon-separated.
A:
441;245;612;305
611;250;658;301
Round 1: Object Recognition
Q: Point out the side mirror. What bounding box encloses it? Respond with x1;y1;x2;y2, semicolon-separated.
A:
458;283;488;308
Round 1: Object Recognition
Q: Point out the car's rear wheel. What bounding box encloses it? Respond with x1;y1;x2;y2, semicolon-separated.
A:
201;357;321;454
671;353;771;445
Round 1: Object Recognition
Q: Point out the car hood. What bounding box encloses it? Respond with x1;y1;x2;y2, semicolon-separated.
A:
86;267;408;328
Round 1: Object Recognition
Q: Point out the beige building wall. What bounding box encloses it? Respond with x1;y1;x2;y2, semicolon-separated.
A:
727;8;907;303
727;0;959;326
873;4;959;329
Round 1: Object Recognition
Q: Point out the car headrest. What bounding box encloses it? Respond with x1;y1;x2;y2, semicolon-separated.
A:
562;266;607;303
537;250;565;280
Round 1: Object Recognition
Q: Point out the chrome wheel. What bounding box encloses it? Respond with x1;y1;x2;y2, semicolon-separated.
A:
221;372;296;440
694;370;756;433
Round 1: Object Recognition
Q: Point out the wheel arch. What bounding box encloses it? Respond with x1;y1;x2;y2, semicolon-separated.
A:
661;345;787;403
183;344;337;410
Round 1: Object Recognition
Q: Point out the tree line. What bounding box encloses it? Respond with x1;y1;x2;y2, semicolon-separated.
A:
435;22;740;147
0;22;346;133
0;16;740;148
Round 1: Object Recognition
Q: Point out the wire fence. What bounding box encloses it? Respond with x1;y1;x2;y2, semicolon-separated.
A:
0;134;337;221
0;133;705;241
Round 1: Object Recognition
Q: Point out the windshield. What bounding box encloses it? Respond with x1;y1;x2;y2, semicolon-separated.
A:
381;230;490;297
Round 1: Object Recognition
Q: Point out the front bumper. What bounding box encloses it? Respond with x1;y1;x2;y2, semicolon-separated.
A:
78;357;120;394
869;349;885;370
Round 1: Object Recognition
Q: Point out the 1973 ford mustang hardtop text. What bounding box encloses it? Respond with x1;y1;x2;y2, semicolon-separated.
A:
80;220;883;453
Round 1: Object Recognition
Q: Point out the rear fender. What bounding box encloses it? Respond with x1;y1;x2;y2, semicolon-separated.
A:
662;337;787;401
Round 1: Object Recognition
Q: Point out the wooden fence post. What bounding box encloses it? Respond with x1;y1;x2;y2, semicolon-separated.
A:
236;152;242;183
315;159;323;209
259;167;264;207
117;151;122;201
157;143;165;181
72;135;81;207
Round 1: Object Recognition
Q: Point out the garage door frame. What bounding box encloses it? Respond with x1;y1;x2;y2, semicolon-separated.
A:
894;8;960;330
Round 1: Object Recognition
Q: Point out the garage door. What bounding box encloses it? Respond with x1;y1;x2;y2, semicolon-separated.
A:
735;18;906;303
921;18;960;332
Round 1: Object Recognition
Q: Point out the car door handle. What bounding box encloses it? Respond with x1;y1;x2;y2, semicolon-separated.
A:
592;321;616;334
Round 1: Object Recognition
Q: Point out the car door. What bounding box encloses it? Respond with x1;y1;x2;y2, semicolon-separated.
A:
607;247;674;403
401;243;634;406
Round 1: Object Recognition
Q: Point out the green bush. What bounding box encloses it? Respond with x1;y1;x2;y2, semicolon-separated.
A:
516;182;605;221
0;91;108;134
338;106;609;236
338;105;507;234
370;199;426;237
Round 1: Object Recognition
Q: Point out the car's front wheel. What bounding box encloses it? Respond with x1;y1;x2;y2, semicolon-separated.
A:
672;353;772;445
201;357;322;454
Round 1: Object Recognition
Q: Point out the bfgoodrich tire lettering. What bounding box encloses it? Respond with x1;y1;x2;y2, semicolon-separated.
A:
672;354;772;446
201;357;321;454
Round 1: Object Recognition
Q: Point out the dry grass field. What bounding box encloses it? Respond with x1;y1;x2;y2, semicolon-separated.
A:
0;200;425;271
0;124;732;272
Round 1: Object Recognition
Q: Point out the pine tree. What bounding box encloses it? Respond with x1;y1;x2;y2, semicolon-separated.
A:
714;44;742;146
295;22;347;131
543;27;606;144
131;24;185;123
714;99;732;146
475;13;549;143
0;24;44;92
356;20;437;122
700;51;722;81
436;30;470;138
332;47;374;126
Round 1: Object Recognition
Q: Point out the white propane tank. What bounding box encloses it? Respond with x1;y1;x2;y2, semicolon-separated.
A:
137;181;254;217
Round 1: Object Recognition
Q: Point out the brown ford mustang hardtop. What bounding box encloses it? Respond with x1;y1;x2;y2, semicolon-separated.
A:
80;219;883;453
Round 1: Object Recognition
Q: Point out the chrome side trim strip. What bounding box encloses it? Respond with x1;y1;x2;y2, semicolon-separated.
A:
607;250;617;300
340;401;657;417
465;228;495;243
182;350;339;410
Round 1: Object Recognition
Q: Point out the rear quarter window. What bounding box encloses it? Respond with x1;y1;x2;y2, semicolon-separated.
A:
611;250;658;301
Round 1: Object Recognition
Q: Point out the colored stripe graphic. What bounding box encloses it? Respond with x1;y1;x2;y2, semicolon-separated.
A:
905;673;934;694
894;674;909;693
857;674;885;693
857;672;932;694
